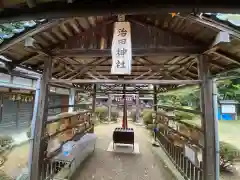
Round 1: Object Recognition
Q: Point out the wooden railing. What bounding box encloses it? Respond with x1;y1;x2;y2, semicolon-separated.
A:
156;111;203;180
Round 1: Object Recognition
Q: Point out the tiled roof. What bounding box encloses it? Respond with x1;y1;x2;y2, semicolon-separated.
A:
203;13;240;29
0;19;47;44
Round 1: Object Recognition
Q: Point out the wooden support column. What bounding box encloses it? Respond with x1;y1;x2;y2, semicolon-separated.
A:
213;78;220;179
68;88;76;112
29;57;52;180
198;55;216;180
153;85;158;112
153;86;158;125
90;84;96;133
92;84;96;117
135;94;140;123
108;94;112;122
123;84;127;128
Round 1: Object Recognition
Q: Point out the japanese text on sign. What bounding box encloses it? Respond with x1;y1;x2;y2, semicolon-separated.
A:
111;22;132;74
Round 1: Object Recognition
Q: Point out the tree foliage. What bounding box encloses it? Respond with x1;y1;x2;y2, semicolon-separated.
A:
218;79;240;101
158;76;240;112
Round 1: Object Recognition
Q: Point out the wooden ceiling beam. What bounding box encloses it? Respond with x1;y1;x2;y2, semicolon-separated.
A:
51;47;204;57
55;64;184;67
59;57;106;79
1;1;239;23
17;52;40;65
211;49;240;66
72;58;109;79
136;56;195;80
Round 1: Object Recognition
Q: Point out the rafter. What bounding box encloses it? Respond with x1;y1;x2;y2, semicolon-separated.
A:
128;16;208;46
212;49;240;66
86;72;99;80
134;69;152;80
135;57;193;80
50;18;114;50
61;57;107;79
95;72;109;80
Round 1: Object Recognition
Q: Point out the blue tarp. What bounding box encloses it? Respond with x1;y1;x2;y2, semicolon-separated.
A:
217;107;233;120
222;114;233;120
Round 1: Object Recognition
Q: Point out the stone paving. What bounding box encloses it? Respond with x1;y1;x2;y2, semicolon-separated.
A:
72;122;176;180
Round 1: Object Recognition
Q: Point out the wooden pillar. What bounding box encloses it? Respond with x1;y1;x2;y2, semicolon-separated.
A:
123;84;127;128
153;86;158;124
108;94;112;122
68;88;76;112
198;55;216;180
90;84;96;133
153;85;158;112
135;93;140;122
29;57;52;180
213;78;220;179
92;84;96;119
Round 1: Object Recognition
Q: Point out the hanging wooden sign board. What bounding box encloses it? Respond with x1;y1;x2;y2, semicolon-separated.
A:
111;21;132;75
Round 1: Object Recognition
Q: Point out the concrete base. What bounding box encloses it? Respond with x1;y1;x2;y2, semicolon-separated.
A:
102;121;118;124
107;141;140;154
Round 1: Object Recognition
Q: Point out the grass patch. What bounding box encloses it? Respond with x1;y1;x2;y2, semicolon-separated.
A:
182;119;240;150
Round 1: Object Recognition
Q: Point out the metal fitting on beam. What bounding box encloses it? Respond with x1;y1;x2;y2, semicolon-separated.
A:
118;15;125;22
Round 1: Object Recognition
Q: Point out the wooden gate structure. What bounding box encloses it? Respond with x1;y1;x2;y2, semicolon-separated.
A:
0;12;239;180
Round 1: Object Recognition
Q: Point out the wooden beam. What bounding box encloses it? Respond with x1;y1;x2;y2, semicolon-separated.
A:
95;72;109;79
213;49;240;66
45;63;185;67
50;79;202;85
68;58;107;79
17;52;40;65
134;69;152;80
51;47;204;57
58;57;99;78
0;2;239;23
86;72;99;80
138;56;196;79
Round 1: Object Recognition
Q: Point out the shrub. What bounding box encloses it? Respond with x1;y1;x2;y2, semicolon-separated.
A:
0;170;12;180
142;109;154;125
146;123;155;130
0;136;13;147
220;141;240;171
76;103;89;110
95;107;108;121
130;110;137;122
26;127;31;138
111;111;119;122
175;111;195;121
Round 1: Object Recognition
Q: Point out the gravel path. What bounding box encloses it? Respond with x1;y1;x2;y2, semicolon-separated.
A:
72;122;176;180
